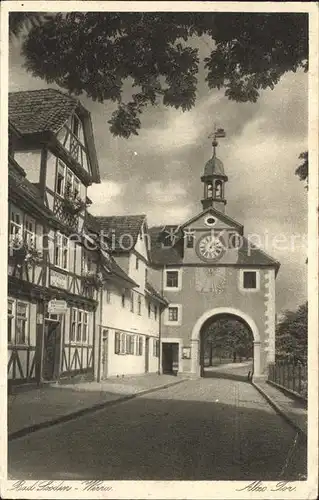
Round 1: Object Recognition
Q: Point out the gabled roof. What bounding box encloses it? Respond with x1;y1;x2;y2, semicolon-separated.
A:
9;89;100;183
148;224;279;270
9;89;79;136
180;207;243;232
145;281;169;306
96;214;146;253
148;226;184;266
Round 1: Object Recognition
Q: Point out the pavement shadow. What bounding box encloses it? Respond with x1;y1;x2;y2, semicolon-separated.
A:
8;385;307;482
203;370;251;382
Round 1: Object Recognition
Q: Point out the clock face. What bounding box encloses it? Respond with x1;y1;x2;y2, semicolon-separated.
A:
196;233;226;262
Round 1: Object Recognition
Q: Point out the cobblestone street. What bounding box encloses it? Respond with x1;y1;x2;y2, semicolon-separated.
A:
8;377;307;481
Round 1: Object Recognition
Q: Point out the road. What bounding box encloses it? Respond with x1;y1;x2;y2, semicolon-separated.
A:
8;377;307;481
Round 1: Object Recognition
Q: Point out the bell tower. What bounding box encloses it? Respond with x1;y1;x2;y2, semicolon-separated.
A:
201;127;228;213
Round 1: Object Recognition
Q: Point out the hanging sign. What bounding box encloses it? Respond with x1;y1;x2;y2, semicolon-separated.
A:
48;299;68;315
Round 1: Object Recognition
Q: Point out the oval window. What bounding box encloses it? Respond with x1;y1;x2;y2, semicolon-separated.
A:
204;216;216;227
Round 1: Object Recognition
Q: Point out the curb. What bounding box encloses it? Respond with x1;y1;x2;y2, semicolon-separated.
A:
252;381;307;440
8;378;186;442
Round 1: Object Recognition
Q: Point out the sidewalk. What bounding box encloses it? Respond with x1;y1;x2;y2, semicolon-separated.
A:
252;379;307;436
8;373;185;440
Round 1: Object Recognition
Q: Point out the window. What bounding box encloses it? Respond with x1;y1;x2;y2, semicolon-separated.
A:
145;268;148;283
56;160;81;200
76;311;82;342
135;257;139;270
243;271;257;289
168;306;178;322
148;301;151;318
7;299;29;345
55;233;69;270
24;217;36;247
130;291;134;312
127;335;135;355
71;308;89;343
72;114;80;137
215;180;223;198
71;309;76;342
15;301;28;344
9;207;23;241
137;295;142;315
8;300;14;343
56;162;65;195
82;251;93;273
74;177;80;199
106;289;111;304
154;306;158;321
121;292;125;308
186;234;194;248
120;333;126;354
166;270;178;288
83;312;88;342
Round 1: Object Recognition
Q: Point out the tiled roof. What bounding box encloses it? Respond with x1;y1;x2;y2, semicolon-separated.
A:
148;226;184;265
148;225;279;269
9;89;79;135
100;252;137;288
84;212;101;235
96;214;146;252
145;281;168;305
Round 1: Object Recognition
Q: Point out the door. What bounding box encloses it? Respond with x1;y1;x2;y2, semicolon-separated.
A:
145;337;149;373
43;320;60;381
102;329;108;380
162;343;173;374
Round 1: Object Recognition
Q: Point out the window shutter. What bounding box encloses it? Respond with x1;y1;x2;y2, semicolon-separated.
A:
114;332;120;354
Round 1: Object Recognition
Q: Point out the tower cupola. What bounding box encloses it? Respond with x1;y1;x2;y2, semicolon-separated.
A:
201;127;228;213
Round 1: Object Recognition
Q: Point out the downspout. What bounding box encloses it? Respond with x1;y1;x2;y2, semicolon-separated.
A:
158;266;164;375
97;281;103;382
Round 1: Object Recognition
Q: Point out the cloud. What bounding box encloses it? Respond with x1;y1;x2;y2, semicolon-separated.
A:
87;180;124;214
145;181;187;204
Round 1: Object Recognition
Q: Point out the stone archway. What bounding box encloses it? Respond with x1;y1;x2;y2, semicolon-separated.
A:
190;307;262;379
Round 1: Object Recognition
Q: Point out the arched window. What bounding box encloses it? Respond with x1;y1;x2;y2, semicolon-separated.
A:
215;180;223;198
207;183;213;198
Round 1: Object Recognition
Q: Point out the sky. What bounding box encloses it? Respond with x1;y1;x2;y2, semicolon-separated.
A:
9;30;308;314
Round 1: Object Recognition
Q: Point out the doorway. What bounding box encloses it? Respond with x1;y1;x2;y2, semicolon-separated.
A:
199;314;253;380
42;319;61;381
162;343;179;374
101;329;109;380
145;337;149;373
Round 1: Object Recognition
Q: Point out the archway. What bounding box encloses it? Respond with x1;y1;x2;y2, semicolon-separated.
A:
200;315;254;379
191;307;261;378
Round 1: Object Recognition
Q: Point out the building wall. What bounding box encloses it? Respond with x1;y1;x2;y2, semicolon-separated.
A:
161;265;271;374
98;278;160;377
14;150;42;184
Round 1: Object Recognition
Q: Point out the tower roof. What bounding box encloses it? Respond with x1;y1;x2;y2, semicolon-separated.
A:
203;155;225;176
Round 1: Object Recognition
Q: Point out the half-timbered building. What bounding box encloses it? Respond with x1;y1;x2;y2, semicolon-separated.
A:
8;89;106;388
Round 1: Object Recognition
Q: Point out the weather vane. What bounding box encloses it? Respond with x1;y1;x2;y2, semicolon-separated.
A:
208;124;226;156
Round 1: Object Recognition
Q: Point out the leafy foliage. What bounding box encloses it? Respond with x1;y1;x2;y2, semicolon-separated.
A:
17;12;308;137
276;302;308;364
204;318;253;361
9;13;52;39
295;151;309;187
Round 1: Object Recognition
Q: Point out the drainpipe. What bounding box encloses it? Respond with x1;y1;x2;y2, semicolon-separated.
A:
158;266;164;375
97;285;103;382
